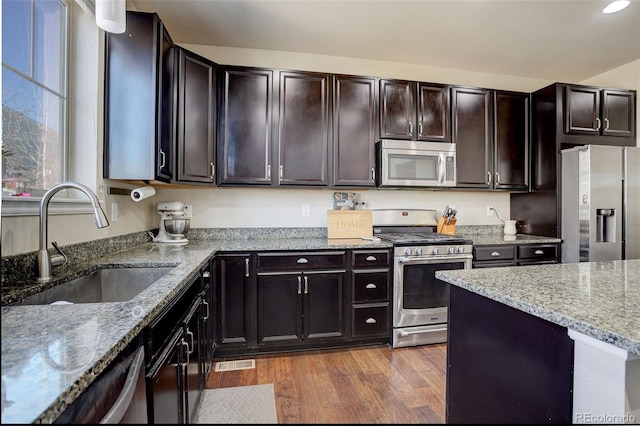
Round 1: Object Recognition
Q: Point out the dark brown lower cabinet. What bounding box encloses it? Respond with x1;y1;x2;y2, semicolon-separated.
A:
257;270;346;347
447;286;573;423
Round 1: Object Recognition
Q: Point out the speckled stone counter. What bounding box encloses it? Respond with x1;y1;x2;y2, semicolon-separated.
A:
435;259;640;355
1;233;392;424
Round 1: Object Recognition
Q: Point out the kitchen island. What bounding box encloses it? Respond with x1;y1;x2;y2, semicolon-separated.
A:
436;260;640;424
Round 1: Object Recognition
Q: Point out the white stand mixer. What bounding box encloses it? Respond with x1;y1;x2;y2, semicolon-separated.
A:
151;201;189;244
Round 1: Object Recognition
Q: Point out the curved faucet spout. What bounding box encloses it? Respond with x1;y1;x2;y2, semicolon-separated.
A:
37;182;110;282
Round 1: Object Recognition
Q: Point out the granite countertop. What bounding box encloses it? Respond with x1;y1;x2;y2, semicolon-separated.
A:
0;236;392;424
436;259;640;355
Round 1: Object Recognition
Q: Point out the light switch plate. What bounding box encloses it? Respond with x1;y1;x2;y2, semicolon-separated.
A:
301;204;311;217
183;204;193;219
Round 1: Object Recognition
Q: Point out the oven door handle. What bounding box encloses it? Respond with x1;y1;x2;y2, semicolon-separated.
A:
397;255;473;264
399;325;447;336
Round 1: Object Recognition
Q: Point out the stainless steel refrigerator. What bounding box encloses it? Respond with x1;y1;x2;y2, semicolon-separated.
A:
561;145;640;262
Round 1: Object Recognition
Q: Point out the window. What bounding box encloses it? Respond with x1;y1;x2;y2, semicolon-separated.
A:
2;0;69;198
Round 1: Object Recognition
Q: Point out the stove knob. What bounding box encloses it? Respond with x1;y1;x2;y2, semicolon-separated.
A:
405;248;413;256
448;247;456;254
415;248;423;256
458;247;465;253
432;247;439;255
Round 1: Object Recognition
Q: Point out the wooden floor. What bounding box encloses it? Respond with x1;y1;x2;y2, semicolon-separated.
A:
205;343;447;424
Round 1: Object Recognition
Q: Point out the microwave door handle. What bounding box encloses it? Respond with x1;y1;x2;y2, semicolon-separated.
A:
438;153;446;184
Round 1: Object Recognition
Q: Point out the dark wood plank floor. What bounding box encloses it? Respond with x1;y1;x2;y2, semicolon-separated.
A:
206;343;447;423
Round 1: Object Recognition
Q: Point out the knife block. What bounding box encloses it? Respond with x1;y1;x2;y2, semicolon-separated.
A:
437;217;457;235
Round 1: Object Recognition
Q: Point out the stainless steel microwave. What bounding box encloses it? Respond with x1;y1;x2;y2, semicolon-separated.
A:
376;140;456;188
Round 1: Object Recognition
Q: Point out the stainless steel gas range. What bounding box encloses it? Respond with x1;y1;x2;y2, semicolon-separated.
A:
372;209;473;348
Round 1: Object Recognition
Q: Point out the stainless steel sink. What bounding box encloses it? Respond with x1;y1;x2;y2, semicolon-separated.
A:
23;267;175;305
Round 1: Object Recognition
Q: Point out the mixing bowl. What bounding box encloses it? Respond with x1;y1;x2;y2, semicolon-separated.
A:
164;218;190;237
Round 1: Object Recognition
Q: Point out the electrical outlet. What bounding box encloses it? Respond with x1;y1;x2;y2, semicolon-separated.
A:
111;203;119;222
486;205;494;217
301;204;311;217
183;204;193;219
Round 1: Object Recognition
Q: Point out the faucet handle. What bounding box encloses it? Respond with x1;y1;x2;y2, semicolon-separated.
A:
50;241;68;267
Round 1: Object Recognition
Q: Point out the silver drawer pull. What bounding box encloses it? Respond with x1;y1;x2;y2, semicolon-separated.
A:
491;251;501;257
202;271;211;278
365;318;377;324
365;283;377;289
534;250;544;255
297;258;309;264
365;256;377;261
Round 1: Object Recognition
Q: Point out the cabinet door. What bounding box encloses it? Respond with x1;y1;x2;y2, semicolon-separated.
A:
147;328;187;424
104;11;174;182
201;264;215;377
215;255;254;348
494;90;529;191
417;83;450;142
257;273;303;344
183;300;202;424
379;79;415;139
277;71;330;186
452;86;493;188
303;271;345;341
601;89;635;139
332;75;377;186
564;85;600;136
176;48;216;183
218;67;273;185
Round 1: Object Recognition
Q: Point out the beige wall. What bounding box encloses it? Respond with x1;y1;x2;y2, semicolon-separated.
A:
2;45;638;256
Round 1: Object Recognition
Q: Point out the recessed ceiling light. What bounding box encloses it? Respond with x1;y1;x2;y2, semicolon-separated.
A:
602;0;630;14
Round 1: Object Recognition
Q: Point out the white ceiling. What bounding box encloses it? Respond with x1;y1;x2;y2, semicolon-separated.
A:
130;0;640;82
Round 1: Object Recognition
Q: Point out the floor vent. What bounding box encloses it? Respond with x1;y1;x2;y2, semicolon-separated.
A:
214;359;256;372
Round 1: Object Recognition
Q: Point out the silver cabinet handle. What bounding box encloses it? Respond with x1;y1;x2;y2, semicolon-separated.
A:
297;258;309;264
186;329;194;355
304;275;308;294
604;117;610;130
244;258;249;277
418;122;423;136
595;117;601;131
159;150;166;169
202;300;210;320
202;271;211;278
408;121;413;136
371;167;375;182
297;276;302;294
180;339;189;367
365;256;376;262
210;162;215;180
267;164;271;179
534;249;544;255
487;171;492;185
491;251;501;257
495;172;500;185
365;283;377;289
365;318;377;324
279;165;283;180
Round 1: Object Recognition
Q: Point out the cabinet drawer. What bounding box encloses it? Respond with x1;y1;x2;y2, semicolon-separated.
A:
256;251;346;270
351;250;390;268
473;246;516;261
352;304;389;337
352;270;389;303
518;244;558;261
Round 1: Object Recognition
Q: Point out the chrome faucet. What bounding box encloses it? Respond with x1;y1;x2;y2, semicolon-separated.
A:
37;182;110;282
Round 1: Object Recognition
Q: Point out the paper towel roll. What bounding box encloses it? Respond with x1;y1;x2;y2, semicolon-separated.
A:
130;186;156;202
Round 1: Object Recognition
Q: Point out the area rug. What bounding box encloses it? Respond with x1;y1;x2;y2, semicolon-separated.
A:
194;384;278;424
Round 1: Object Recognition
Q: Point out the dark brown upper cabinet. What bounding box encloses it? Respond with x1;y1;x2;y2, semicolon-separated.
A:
277;71;330;186
379;79;450;142
564;85;636;141
175;48;216;184
452;86;493;189
452;86;529;191
217;67;273;186
104;11;175;182
493;90;529;191
332;75;378;187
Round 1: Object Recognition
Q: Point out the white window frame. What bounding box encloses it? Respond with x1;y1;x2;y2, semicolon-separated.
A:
2;0;100;217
